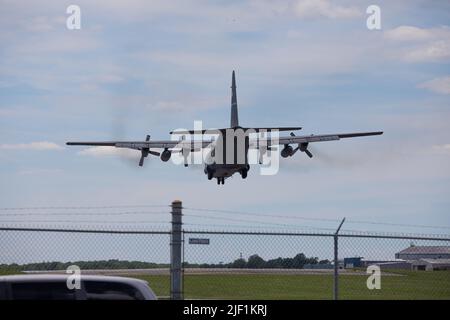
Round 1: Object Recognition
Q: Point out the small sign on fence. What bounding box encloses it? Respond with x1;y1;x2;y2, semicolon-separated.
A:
189;238;210;245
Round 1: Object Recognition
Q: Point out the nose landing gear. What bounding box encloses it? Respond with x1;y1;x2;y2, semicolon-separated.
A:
216;177;225;185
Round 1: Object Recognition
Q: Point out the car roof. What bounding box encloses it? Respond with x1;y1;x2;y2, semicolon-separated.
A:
0;274;149;285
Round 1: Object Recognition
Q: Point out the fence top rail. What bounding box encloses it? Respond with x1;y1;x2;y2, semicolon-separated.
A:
0;227;171;235
182;229;450;241
1;227;449;241
183;229;336;237
337;233;450;241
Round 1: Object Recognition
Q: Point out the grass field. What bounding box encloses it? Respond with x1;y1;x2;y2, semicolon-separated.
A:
133;271;450;300
1;269;449;299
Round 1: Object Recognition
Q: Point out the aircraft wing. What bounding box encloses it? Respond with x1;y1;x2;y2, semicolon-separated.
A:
68;131;382;150
66;140;214;150
248;131;382;159
276;131;383;145
248;131;382;149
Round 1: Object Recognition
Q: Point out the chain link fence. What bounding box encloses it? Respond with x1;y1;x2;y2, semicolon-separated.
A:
338;235;450;299
182;231;450;300
0;202;449;300
182;231;334;299
0;227;172;299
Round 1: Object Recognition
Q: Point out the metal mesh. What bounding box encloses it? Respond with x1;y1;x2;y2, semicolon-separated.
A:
338;235;450;300
0;227;449;300
0;228;172;299
183;232;335;299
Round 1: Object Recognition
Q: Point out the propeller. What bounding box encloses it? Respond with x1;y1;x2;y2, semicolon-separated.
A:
290;132;312;158
139;135;160;167
299;142;313;158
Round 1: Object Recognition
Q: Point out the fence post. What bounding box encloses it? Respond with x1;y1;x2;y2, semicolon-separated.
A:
333;218;346;301
170;200;183;300
333;234;339;300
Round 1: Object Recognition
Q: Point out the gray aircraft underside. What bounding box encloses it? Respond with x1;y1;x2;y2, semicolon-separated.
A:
67;71;383;185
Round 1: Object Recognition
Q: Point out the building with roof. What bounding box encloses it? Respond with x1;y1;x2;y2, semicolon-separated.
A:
343;257;412;270
395;246;450;261
343;257;363;268
371;261;413;271
411;259;450;271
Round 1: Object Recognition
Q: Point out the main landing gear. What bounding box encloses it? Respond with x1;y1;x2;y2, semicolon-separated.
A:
240;165;250;179
217;177;225;185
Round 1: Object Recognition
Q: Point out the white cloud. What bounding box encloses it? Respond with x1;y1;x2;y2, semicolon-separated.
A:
78;146;139;160
384;26;433;42
418;76;450;94
405;40;450;62
384;25;450;63
294;0;360;19
0;141;63;150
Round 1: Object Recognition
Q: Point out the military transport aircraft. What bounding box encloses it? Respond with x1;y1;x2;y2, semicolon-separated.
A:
67;71;383;184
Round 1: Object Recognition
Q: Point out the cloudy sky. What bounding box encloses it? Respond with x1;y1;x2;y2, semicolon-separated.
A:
1;0;449;238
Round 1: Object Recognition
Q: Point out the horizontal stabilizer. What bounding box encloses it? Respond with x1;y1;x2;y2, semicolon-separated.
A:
170;127;302;135
66;142;115;146
239;127;302;132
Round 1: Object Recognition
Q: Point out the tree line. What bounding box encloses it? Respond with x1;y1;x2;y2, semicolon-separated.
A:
184;253;331;269
0;253;331;271
0;260;169;271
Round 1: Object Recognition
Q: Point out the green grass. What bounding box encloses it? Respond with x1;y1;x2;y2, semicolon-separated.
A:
2;269;448;299
340;270;450;300
134;271;450;300
0;268;22;276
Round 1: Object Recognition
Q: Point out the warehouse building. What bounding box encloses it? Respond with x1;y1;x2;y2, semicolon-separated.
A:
343;257;411;270
370;261;412;271
412;259;450;271
395;246;450;260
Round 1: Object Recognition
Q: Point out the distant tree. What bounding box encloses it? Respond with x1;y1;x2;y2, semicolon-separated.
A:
292;253;307;268
231;258;247;268
280;258;293;268
247;255;266;268
319;259;331;265
266;257;283;268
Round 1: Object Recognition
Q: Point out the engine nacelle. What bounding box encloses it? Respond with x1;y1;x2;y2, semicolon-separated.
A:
160;149;171;162
281;145;294;158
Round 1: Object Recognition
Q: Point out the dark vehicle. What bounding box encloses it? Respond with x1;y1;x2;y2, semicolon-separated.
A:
0;274;157;300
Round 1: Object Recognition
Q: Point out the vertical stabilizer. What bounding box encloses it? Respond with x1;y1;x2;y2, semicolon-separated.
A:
230;70;239;127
